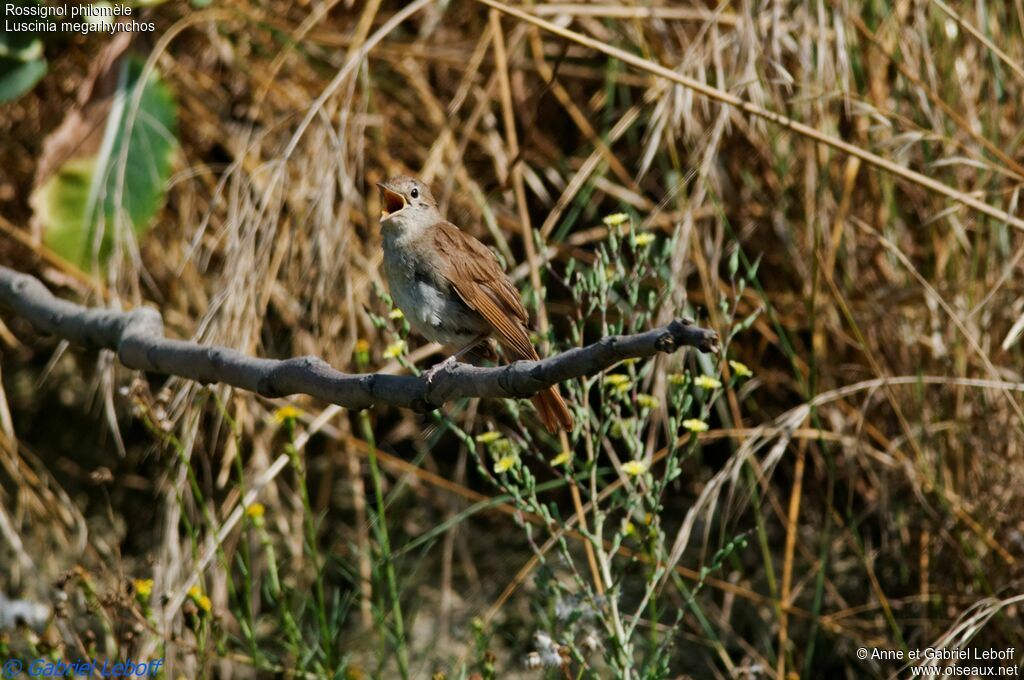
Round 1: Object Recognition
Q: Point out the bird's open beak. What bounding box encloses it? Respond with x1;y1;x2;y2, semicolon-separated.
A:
377;183;407;222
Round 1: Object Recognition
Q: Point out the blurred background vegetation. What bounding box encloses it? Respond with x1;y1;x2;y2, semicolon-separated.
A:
2;0;1024;677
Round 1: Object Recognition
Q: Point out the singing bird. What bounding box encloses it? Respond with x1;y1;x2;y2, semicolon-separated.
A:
376;175;574;433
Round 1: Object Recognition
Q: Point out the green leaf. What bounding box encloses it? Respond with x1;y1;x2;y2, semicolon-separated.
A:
34;57;178;267
32;158;97;259
0;31;44;61
0;56;46;101
0;12;48;101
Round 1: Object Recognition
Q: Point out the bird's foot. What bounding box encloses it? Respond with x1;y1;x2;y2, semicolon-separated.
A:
423;355;458;384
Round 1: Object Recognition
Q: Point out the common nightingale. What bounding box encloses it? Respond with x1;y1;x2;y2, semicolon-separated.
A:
376;175;574;433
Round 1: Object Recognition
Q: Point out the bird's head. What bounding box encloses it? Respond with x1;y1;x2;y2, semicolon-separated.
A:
376;176;438;228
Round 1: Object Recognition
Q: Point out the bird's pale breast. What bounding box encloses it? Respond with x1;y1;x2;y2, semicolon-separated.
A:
382;226;489;348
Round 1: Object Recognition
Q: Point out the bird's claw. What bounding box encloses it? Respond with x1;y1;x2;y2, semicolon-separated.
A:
423;355;458;384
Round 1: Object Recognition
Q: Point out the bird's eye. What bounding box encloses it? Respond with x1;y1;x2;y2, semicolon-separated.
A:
411;187;419;199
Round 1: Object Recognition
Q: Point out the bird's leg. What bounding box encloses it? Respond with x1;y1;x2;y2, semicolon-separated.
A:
423;334;489;384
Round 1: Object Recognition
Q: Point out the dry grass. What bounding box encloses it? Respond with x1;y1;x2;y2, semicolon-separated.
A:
2;0;1024;677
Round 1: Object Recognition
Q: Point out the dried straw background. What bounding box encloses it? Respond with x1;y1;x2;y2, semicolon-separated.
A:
2;0;1023;676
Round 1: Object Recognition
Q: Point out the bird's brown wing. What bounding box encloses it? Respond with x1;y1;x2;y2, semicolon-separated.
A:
430;221;537;361
430;220;574;433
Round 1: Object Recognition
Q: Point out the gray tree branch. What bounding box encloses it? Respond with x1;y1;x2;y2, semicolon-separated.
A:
0;266;720;414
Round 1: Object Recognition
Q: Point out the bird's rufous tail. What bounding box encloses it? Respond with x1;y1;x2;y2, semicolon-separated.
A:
532;385;573;433
495;337;573;433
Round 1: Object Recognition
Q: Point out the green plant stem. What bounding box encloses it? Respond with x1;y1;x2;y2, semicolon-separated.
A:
284;419;332;672
358;410;410;680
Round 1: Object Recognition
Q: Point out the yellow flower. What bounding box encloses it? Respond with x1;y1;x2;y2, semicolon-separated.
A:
346;667;369;680
694;375;722;390
272;405;302;423
551;450;572;466
636;394;660;409
388;308;405;320
683;419;709;433
475;431;503;445
134;579;153;599
603;212;630;227
610;418;634;439
633;232;655;247
493;455;518;474
383;340;405;359
197;595;212;614
621;460;648;477
668;373;687;385
346;667;368;680
354;339;371;365
490;438;515;456
246;503;265;520
604;374;631;393
729;360;752;378
623;521;636;536
187;586;202;601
